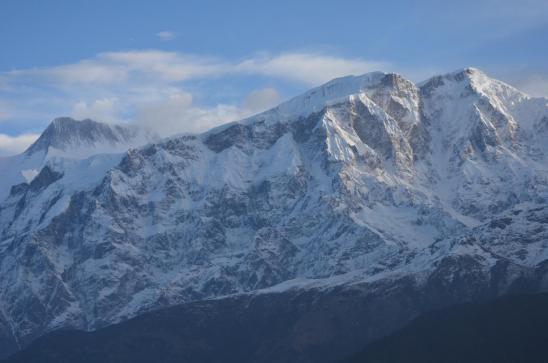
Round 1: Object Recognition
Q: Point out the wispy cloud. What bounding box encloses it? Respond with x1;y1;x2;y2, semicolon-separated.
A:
515;76;548;98
0;47;546;157
134;86;284;136
72;97;122;123
135;90;247;135
235;53;387;85
0;50;389;149
243;88;281;113
0;133;39;156
4;51;221;86
156;31;176;41
2;50;386;87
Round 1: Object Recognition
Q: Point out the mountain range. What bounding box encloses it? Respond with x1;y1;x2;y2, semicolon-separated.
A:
0;67;547;361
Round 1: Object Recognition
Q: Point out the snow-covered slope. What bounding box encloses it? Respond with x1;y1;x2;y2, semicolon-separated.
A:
0;118;157;201
0;68;547;356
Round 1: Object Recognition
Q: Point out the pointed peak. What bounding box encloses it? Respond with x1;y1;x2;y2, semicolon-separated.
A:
48;117;106;131
42;117;107;136
24;117;143;156
419;67;528;101
322;71;387;87
447;67;488;83
419;67;491;97
50;116;90;126
421;67;487;85
453;67;484;76
377;72;417;91
465;67;483;74
25;117;108;155
250;71;389;121
51;116;81;126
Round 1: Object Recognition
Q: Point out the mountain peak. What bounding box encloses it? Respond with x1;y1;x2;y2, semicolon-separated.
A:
419;67;530;106
447;67;492;86
25;117;115;155
47;116;108;133
453;66;484;76
0;117;158;201
244;71;389;123
50;116;85;127
23;117;153;157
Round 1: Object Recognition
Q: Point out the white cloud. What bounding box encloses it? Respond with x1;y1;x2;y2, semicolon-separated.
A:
2;48;546;150
0;49;392;139
515;76;548;98
156;31;176;41
102;51;223;82
72;97;121;123
243;87;281;113
135;90;251;136
8;60;128;85
4;51;223;86
3;48;547;144
136;91;194;135
0;133;39;156
2;50;387;87
235;53;388;85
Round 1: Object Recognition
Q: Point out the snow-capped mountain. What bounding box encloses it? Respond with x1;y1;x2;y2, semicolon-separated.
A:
0;118;158;201
0;68;547;358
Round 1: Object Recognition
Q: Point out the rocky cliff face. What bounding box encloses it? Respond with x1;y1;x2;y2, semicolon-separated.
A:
0;68;547;358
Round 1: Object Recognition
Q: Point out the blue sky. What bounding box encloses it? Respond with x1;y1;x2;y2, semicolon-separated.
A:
0;0;547;155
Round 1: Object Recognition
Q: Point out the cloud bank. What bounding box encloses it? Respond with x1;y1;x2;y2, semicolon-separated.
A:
4;50;386;87
0;133;39;156
0;50;388;155
1;48;545;156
